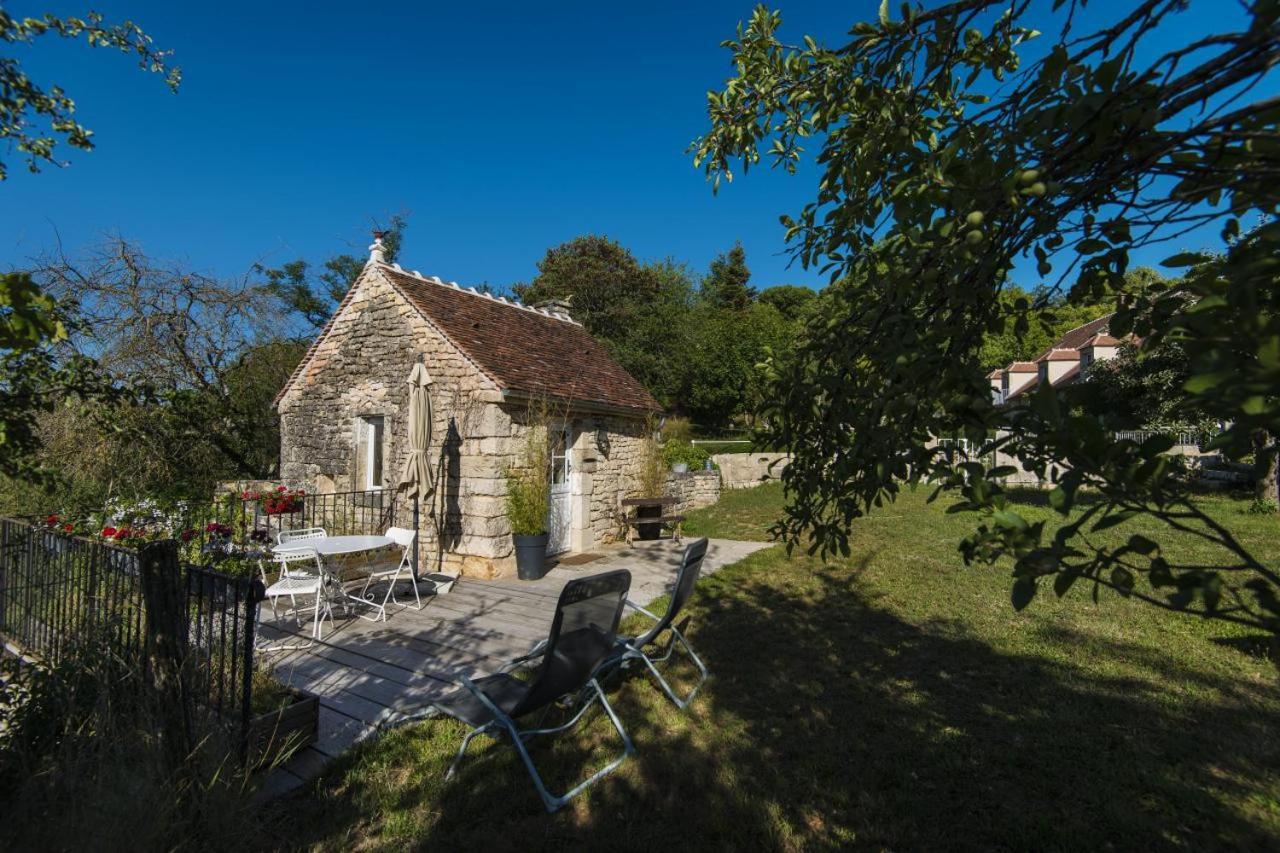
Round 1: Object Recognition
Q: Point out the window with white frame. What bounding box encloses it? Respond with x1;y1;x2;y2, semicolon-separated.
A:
355;415;385;490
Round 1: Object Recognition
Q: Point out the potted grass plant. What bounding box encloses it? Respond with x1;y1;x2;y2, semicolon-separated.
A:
506;420;552;580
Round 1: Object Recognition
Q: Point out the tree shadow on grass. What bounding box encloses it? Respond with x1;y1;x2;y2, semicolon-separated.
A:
275;555;1279;852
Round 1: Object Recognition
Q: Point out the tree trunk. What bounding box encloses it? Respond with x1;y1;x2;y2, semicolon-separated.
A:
1251;430;1278;507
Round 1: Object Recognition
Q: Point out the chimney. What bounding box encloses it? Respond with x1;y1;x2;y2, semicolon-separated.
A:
532;297;573;319
368;231;388;265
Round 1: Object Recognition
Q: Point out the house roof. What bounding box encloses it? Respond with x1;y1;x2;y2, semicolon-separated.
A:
1006;362;1038;373
275;262;662;415
987;369;1003;379
1082;332;1122;348
1037;348;1080;362
1032;314;1112;360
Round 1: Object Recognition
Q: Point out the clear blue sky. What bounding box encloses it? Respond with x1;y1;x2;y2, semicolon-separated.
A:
0;1;1265;293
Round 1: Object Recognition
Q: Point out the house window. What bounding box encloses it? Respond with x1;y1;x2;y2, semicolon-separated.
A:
550;427;570;485
356;416;385;490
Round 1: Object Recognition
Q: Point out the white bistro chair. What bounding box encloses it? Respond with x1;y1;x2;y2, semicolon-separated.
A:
277;526;327;545
358;526;421;620
259;547;333;651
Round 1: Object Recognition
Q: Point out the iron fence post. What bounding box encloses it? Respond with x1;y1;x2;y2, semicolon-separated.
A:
0;521;8;636
239;577;263;764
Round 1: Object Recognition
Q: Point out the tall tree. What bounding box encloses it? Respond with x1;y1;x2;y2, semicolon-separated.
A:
0;8;178;483
257;215;407;333
703;242;755;310
695;1;1280;637
515;236;694;407
757;284;817;322
34;239;297;491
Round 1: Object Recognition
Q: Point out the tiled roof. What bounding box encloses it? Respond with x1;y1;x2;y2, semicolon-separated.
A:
276;262;663;415
1082;333;1122;347
1006;361;1038;373
1033;314;1112;360
1037;348;1080;362
382;265;661;414
987;368;1003;379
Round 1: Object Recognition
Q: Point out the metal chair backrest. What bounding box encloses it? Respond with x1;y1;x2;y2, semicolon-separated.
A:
510;569;631;718
277;527;327;545
262;547;323;584
385;526;416;548
634;538;708;648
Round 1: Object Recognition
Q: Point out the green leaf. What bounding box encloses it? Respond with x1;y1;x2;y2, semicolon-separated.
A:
1160;251;1210;268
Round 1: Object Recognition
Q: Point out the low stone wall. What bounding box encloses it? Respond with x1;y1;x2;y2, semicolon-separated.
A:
712;453;790;490
665;469;721;514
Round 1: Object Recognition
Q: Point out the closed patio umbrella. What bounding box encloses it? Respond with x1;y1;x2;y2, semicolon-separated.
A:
398;361;436;502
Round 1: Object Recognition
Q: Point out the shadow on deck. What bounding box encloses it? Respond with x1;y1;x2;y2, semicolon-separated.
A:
255;538;770;797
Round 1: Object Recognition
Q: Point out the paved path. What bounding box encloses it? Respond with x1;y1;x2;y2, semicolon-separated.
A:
255;537;770;799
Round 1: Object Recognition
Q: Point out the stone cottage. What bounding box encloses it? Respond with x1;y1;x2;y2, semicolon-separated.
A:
274;238;662;578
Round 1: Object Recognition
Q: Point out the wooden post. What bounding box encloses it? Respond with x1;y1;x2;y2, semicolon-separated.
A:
138;540;193;768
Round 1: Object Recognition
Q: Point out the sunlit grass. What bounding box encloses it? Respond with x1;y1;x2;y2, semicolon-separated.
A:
270;483;1279;851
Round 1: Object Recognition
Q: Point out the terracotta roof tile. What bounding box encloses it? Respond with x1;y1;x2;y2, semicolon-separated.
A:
1037;348;1081;362
1006;362;1038;373
381;265;661;414
1082;333;1122;347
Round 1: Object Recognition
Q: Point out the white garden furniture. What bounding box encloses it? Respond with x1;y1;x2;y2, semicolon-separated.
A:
356;526;420;619
259;547;333;650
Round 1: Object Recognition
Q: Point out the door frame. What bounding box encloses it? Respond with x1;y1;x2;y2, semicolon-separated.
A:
546;423;575;555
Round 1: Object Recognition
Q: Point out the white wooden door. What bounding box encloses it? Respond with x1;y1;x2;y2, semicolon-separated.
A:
547;425;573;555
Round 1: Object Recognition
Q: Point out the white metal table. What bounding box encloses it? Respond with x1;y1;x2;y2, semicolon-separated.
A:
272;534;395;622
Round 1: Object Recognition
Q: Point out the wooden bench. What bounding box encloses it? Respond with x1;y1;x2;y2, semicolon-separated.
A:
620;497;684;546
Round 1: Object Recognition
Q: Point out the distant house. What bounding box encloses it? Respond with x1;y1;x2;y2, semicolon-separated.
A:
274;239;662;578
990;315;1122;405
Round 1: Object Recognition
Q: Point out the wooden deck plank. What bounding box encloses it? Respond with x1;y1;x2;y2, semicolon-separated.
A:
250;537;774;803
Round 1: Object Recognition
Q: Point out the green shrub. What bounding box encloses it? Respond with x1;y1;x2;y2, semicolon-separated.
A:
663;439;713;471
0;634;260;851
505;418;551;536
1245;498;1278;515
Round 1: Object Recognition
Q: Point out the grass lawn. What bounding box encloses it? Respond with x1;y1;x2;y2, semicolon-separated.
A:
269;484;1279;851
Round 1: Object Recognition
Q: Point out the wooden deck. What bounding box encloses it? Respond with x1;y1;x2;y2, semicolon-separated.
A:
256;538;770;797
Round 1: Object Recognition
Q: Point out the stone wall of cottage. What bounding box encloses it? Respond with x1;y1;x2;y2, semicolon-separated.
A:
277;267;504;576
277;266;653;578
665;470;721;514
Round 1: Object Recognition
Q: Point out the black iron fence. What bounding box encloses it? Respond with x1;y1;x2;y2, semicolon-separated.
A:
0;518;264;755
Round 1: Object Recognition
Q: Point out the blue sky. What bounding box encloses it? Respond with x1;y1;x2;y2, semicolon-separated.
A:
0;1;1266;293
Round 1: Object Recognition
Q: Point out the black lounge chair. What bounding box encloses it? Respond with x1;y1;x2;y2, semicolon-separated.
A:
603;537;709;709
431;569;634;813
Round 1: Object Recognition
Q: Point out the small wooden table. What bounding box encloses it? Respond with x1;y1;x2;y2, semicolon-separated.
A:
620;496;684;546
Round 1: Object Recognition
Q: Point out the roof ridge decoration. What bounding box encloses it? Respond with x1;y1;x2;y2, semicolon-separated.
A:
375;262;580;325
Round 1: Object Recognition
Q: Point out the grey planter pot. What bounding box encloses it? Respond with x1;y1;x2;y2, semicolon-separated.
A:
513;533;550;580
672;462;689;474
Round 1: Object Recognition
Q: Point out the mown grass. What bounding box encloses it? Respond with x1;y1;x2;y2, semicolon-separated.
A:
269;483;1279;851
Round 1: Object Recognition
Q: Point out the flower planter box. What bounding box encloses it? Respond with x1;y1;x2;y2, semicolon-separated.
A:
247;684;319;769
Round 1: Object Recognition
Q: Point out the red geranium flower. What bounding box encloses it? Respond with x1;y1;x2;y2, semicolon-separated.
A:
101;526;118;539
113;528;131;541
180;529;196;542
62;523;74;533
45;514;59;526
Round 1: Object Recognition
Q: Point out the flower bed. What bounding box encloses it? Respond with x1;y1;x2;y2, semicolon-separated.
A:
241;485;305;516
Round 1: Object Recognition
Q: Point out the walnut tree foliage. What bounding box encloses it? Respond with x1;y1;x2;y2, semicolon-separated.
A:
0;8;177;483
694;0;1280;638
0;8;179;181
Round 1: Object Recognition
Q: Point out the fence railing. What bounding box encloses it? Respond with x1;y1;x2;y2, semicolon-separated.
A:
1113;430;1206;448
0;518;264;757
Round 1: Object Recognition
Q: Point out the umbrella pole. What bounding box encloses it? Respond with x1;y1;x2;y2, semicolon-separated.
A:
412;494;420;582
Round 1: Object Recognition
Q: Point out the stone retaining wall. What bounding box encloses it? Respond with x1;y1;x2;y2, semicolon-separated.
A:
664;469;721;514
712;452;790;490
